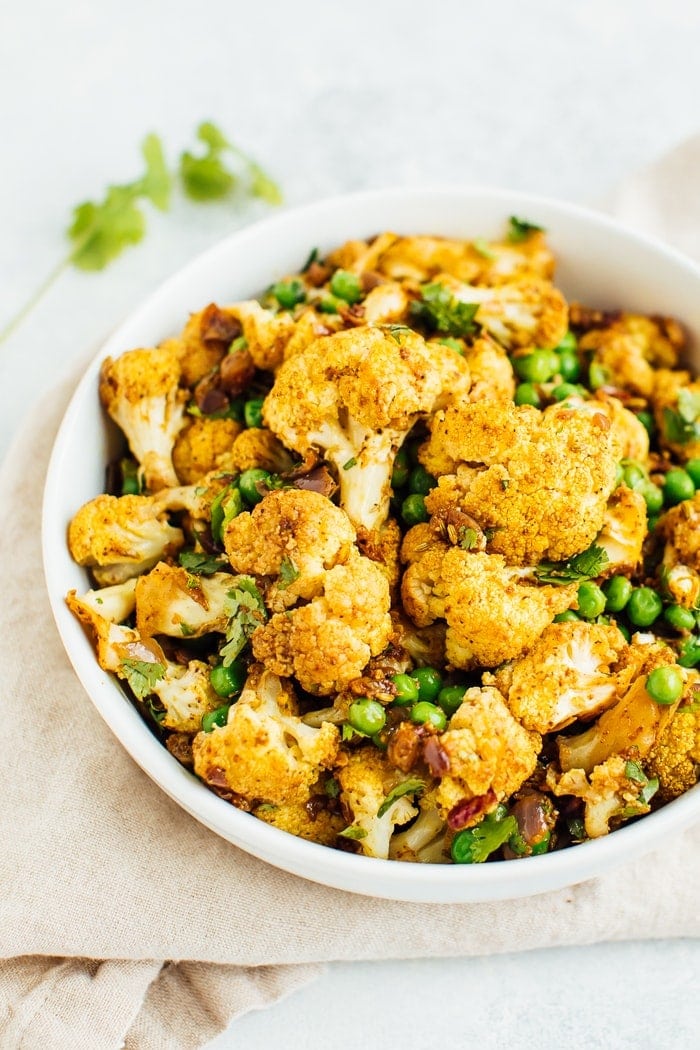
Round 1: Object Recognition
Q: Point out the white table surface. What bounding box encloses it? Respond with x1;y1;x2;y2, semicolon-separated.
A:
3;2;700;1047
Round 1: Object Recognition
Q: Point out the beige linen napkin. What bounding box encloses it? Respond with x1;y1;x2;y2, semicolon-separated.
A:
3;139;700;1049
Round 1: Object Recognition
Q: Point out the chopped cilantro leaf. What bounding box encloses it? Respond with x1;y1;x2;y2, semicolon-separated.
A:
278;556;300;590
377;778;425;818
472;237;496;259
220;577;267;665
452;811;518;864
120;659;166;700
338;826;368;840
410;282;479;337
662;389;700;444
178;550;228;575
624;760;647;784
535;544;609;585
508;216;545;243
302;247;320;271
343;457;357;471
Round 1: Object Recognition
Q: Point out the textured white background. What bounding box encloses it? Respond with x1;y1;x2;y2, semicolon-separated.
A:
2;1;700;1047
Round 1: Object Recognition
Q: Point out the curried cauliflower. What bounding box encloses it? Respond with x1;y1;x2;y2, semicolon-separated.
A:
253;799;345;846
337;749;421;859
172;417;243;484
646;699;700;800
489;621;629;733
226;300;297;371
433;687;541;825
388;793;448;863
547;754;657;838
134;563;235;638
263;324;470;532
595;484;648;576
401;541;576;669
67;493;184;586
151;659;222;733
652;369;700;462
192;668;340;806
436;274;569;350
167;302;243;387
252;549;392;694
99;345;187;491
223;488;356;611
658;493;700;608
421;399;618;564
460;334;515;403
226;427;295;474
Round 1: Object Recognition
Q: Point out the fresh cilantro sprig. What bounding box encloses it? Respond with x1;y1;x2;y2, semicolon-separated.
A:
410;282;480;338
508;216;545;243
219;576;267;666
662;389;700;445
1;122;282;345
178;550;229;576
377;778;425;818
120;658;166;700
534;544;609;586
452;808;518;864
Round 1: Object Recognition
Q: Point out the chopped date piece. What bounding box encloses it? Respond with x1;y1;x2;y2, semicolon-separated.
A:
447;789;497;831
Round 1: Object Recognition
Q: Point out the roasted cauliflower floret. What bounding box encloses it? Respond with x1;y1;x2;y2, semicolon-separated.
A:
227;427;295;474
646;702;700;800
66;583;146;673
579;330;655;398
253;798;345;846
388;792;448;863
658;493;700;609
252;549;392;694
151;659;222;733
135;563;236;638
421;399;618;565
595;484;648;576
337;749;421;859
461;335;515;402
547;754;657;838
489;621;629;733
438;275;569;350
99;345;187;491
433;687;541;825
172;417;242;484
67;493;184;587
652;369;700;462
557;641;684;773
402;545;576;669
168;302;243;387
226;300;297;371
223;488;356;611
192;669;340;806
263;324;470;532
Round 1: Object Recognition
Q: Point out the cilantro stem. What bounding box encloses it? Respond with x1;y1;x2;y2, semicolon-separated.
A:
0;254;71;346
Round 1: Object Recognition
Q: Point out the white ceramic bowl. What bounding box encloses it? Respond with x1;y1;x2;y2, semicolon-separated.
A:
43;186;700;902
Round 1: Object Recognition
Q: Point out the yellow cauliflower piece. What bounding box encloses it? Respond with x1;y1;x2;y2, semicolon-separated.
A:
651;369;700;462
192;668;340;806
281;306;344;361
579;330;655;398
226;300;297;371
264;324;469;531
547;754;655;838
67;493;184;587
253;799;344;846
99;345;187;491
66;582;149;674
490;621;628;733
252;550;392;694
337;749;420;859
226;427;295;474
658;493;700;609
172;417;243;484
434;686;541;824
461;335;515;402
170;302;243;387
361;281;410;324
647;702;700;800
135;563;235;638
151;659;221;733
438;274;568;350
595;484;648;576
223;488;356;611
421;399;617;565
401;546;576;669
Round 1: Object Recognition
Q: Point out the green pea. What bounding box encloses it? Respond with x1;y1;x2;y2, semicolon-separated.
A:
678;636;700;667
210;660;247;698
627;586;663;627
664;604;697;632
514;382;541;407
638;480;664;515
577;581;606;620
636;410;655;437
513;349;559;384
401;493;429;527
391;673;420;707
555;331;578;353
616;622;631;643
318;296;340;314
663;469;695;506
552;382;583;401
410;701;447;730
588;362;609;390
603;575;632;613
391;448;410;489
645;665;683;705
243;398;265;429
437;685;467;717
622;461;647;489
685;459;700;488
554;610;580;623
408;465;437;495
272;279;306;309
556;351;581;383
202;704;231;732
409;666;443;702
239;468;271;506
330;269;363;304
348;698;386;736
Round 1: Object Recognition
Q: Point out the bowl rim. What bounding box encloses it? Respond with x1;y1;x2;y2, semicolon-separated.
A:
42;183;700;903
